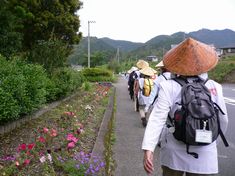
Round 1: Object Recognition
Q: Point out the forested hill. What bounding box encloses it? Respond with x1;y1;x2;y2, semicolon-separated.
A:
100;37;143;52
69;28;235;65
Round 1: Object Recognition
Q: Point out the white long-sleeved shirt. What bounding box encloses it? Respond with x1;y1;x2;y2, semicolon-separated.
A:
148;72;172;107
142;74;228;174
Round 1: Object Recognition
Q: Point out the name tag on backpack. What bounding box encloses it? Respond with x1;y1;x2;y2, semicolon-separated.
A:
195;130;212;143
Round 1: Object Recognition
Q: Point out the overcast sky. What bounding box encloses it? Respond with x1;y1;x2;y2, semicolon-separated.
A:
78;0;235;43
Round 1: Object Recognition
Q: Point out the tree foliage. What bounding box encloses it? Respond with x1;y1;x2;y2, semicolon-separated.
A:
9;0;83;50
0;0;23;57
28;39;70;74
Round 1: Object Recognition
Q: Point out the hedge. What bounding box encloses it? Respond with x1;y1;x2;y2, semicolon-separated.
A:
0;56;84;125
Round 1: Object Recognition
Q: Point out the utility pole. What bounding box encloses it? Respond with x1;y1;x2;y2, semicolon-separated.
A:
162;47;165;58
116;47;120;63
88;20;95;68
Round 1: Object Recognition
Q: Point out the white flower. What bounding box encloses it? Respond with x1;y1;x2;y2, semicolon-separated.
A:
85;105;92;111
47;154;53;163
39;156;46;163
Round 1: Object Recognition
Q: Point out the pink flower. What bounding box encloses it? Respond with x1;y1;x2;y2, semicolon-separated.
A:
66;133;74;141
23;159;30;166
28;143;35;150
50;129;57;137
39;151;45;156
38;136;46;143
67;142;75;149
66;133;78;143
43;127;49;133
71;137;78;143
17;143;27;152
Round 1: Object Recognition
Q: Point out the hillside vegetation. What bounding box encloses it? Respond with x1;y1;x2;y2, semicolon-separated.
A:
69;29;235;67
209;56;235;83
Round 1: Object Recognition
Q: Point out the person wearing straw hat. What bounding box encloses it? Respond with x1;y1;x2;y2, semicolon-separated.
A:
149;60;171;106
145;61;172;125
127;66;138;100
136;66;156;127
142;38;228;176
133;60;150;112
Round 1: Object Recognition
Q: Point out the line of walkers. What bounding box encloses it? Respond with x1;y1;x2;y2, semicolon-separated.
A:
127;59;171;127
127;37;229;176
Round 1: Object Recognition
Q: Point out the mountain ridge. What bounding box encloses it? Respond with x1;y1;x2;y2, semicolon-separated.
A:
69;28;235;65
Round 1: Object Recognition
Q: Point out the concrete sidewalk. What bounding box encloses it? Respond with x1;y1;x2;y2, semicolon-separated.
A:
114;76;162;176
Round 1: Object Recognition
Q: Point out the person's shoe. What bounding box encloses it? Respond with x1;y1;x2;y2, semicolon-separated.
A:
141;118;147;127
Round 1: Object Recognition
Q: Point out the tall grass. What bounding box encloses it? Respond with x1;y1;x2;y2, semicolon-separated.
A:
208;56;235;83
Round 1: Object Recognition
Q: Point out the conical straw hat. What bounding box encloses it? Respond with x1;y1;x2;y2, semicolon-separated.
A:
155;61;164;68
127;66;138;74
136;60;149;69
139;67;156;76
163;38;218;76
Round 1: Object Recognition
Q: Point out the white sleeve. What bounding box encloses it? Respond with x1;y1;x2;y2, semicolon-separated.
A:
142;83;172;152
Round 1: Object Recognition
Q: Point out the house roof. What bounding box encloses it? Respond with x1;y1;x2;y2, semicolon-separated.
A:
219;45;235;49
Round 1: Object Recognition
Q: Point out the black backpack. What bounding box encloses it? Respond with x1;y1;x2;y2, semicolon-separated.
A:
168;76;229;158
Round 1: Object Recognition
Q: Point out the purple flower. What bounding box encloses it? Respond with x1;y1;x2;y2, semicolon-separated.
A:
0;155;16;161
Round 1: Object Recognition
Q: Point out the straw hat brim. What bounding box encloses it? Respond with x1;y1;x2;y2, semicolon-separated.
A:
140;67;156;76
127;66;138;73
127;69;132;74
136;60;149;69
163;38;218;76
155;61;164;68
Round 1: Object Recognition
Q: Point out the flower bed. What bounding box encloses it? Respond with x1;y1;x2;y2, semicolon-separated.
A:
0;82;113;175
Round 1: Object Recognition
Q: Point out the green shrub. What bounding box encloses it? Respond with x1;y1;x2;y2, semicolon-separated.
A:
0;55;85;124
209;57;235;82
0;57;29;114
81;68;115;82
0;56;52;124
20;62;49;110
107;60;121;73
44;79;60;102
82;81;91;91
50;67;84;98
0;88;20;124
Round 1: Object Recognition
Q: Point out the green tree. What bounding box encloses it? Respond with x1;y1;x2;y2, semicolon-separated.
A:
107;59;121;73
0;0;23;57
91;51;110;67
9;0;83;50
28;39;70;74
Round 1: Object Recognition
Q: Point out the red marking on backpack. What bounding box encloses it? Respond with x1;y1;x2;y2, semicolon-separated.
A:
208;88;217;96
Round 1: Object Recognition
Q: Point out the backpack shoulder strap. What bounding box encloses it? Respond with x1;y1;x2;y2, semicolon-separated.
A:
172;77;188;87
162;74;167;80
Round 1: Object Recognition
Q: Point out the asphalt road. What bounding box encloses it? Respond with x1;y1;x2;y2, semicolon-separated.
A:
113;77;235;176
217;84;235;176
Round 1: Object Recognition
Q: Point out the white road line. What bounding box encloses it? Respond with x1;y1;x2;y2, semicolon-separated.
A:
218;155;228;159
224;97;235;106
